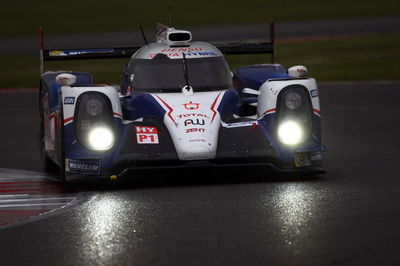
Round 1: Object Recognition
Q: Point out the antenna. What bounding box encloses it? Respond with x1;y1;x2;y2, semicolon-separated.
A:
139;25;149;45
168;6;172;27
269;20;275;64
182;53;190;88
39;27;44;76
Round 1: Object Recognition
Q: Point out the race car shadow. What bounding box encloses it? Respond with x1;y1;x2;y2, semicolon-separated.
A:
72;166;324;191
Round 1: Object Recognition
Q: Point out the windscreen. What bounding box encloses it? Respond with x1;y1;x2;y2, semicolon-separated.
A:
130;55;233;92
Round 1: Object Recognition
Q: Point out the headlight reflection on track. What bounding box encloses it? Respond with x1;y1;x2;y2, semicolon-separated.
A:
260;184;320;248
79;196;131;264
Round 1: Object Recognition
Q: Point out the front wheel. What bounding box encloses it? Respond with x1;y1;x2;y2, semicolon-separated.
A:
40;130;59;174
58;107;66;182
39;92;59;174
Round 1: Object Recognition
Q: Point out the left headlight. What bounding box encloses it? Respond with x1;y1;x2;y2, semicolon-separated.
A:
276;85;313;146
74;92;116;151
88;126;115;151
284;92;302;110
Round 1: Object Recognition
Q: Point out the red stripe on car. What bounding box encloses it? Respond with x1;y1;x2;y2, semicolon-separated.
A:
155;95;177;125
262;108;276;116
64;117;73;124
210;92;222;123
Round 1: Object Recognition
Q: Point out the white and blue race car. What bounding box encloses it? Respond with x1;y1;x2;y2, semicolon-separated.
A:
39;23;325;181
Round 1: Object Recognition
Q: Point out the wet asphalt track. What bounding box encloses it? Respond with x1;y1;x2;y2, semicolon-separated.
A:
0;82;400;265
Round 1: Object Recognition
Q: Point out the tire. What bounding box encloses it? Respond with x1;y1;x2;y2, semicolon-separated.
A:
39;85;59;174
58;104;67;182
40;122;59;174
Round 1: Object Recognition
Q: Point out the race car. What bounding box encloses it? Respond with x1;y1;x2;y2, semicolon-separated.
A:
39;22;325;181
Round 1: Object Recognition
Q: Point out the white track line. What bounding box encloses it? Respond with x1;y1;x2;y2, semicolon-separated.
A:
0;194;30;198
0;197;76;203
0;203;72;208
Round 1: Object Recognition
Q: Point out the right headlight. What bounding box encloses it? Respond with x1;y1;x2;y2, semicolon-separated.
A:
86;98;104;116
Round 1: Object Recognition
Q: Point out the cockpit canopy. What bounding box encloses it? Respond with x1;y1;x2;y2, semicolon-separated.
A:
127;55;233;93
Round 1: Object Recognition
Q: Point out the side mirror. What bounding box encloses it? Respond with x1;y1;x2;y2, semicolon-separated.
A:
288;65;308;78
56;73;77;86
242;88;260;96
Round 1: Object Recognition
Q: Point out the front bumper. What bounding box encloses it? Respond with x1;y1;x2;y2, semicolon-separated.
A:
64;155;325;182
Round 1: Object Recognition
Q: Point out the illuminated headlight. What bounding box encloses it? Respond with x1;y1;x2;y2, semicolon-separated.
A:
284;92;302;110
277;121;303;145
88;127;114;150
86;98;103;116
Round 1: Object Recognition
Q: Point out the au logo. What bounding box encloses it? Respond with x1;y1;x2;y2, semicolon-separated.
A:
184;119;205;126
183;101;200;110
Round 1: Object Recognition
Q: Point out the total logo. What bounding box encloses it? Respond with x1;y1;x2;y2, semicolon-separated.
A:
177;113;209;119
183;101;200;110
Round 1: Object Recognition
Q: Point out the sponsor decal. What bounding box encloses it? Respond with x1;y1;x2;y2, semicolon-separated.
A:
177;113;210;119
64;97;75;105
294;153;311;168
49;50;64;56
194;52;217;56
310;152;322;162
294;152;322;167
49;49;114;57
186;128;206;133
184;119;205;126
183;101;200;110
161;48;203;52
147;51;217;59
66;159;101;175
135;126;159;144
310;89;319;98
189;139;206;143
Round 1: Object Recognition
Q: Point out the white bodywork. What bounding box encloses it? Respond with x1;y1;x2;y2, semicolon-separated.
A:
134;41;222;60
152;91;225;160
257;78;320;117
60;84;225;161
61;86;122;126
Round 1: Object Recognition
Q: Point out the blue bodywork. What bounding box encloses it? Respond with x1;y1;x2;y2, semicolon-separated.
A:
234;65;289;114
42;72;93;113
234;64;289;90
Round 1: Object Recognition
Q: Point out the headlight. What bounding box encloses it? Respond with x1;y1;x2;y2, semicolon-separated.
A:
88;127;114;150
276;85;314;145
86;98;103;116
277;121;303;145
74;92;116;151
284;92;302;110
